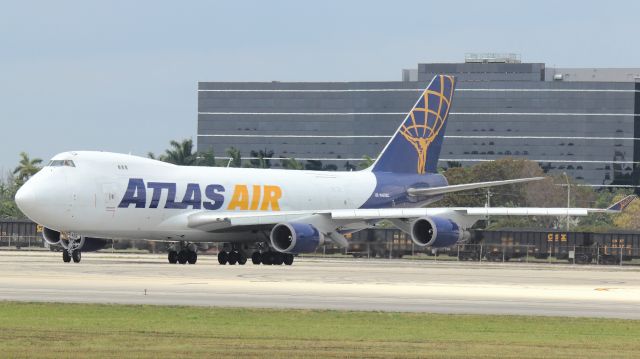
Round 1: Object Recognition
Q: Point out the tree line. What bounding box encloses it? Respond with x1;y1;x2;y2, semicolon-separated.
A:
148;139;373;171
1;139;638;232
433;158;636;231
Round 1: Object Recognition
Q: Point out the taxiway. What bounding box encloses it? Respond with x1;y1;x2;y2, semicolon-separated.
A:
1;251;639;319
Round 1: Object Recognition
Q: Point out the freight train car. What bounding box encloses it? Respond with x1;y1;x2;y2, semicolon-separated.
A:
330;228;640;265
342;229;419;258
591;232;640;264
0;219;41;249
464;229;640;264
461;229;597;264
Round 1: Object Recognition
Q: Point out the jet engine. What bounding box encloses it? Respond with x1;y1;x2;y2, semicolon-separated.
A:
270;222;324;254
79;237;110;252
42;227;109;252
42;227;61;245
410;216;467;248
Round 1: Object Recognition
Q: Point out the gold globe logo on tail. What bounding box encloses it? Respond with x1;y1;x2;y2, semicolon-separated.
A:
399;75;455;174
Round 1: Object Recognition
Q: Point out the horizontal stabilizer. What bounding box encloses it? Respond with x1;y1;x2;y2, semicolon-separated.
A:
605;195;637;212
407;177;545;197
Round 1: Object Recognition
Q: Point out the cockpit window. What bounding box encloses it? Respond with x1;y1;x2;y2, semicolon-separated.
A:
47;160;76;167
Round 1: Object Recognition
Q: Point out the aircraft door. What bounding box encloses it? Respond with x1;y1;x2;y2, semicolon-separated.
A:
102;183;118;214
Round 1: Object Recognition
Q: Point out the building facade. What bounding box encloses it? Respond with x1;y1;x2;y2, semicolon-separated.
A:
198;56;640;187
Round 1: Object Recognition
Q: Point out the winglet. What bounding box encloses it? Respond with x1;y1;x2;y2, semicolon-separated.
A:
606;195;637;212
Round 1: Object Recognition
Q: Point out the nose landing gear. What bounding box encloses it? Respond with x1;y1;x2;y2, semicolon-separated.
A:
61;236;83;263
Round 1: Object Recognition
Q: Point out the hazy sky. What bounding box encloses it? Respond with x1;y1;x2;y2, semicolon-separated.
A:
1;0;639;173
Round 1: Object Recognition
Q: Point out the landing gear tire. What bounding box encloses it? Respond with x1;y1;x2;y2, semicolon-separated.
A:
177;250;188;264
283;254;294;266
218;251;228;265
261;252;273;265
187;251;197;265
71;250;81;263
238;253;247;265
62;251;71;263
168;251;178;264
274;252;284;265
228;251;239;265
251;252;262;265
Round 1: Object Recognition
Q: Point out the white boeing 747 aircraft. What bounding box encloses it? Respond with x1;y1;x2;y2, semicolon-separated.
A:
15;75;635;265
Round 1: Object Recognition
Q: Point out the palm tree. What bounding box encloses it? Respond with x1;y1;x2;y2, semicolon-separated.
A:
13;152;42;183
249;149;274;168
281;157;304;170
305;160;323;171
197;150;218;167
161;139;197;165
358;155;375;170
344;161;357;171
226;147;242;167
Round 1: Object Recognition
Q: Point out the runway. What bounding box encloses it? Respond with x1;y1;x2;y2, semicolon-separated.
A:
1;251;639;319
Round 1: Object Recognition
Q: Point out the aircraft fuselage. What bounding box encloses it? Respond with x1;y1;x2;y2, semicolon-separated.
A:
17;151;447;242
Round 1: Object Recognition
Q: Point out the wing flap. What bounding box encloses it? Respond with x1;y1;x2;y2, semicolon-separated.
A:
463;208;590;216
331;208;453;220
187;210;330;230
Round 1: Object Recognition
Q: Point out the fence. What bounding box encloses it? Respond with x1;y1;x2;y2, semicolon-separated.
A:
307;240;640;266
453;243;640;265
0;236;45;250
2;234;640;266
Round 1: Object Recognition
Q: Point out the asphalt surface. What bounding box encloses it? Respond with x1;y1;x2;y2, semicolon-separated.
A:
1;251;639;319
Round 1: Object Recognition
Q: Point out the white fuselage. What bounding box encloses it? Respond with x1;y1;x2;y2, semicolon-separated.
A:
17;151;377;242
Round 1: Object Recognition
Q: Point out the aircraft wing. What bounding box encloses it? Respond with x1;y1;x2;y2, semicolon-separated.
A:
188;195;636;230
407;177;545;196
331;195;637;220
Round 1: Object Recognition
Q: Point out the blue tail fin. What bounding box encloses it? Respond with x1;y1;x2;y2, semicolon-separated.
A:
371;75;456;174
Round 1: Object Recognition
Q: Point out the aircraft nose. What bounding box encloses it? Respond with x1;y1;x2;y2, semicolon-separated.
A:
15;180;36;215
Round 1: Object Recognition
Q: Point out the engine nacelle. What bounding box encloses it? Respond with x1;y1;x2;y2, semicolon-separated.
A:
81;238;110;252
270;222;324;254
43;228;109;252
42;227;61;245
410;216;465;248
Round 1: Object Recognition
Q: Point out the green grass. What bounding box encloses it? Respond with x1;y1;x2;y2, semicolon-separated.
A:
1;302;638;358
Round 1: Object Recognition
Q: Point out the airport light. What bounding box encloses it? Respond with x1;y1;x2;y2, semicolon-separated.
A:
563;172;570;231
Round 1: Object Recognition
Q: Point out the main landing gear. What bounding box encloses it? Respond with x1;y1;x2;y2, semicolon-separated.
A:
250;251;294;266
217;251;293;265
216;243;295;266
217;250;248;265
168;242;198;265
